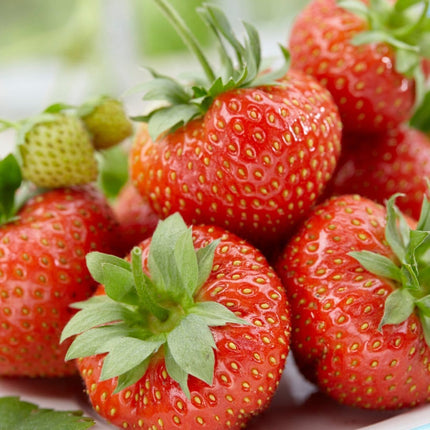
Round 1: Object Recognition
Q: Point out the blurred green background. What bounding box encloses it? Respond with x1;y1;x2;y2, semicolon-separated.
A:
0;0;310;120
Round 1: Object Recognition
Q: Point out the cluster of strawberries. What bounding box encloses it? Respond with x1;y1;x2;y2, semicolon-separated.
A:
0;0;430;429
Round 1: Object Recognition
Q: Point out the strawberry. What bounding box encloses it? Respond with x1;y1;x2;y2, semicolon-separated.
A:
19;112;98;188
275;193;430;409
130;2;342;252
112;181;160;256
323;124;430;220
61;213;291;429
79;96;133;150
0;155;118;377
288;0;430;133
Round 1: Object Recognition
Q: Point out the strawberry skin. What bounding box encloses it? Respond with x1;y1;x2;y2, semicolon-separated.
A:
76;225;291;429
0;186;117;377
112;182;159;256
276;195;430;409
324;125;430;220
131;71;342;252
289;0;415;133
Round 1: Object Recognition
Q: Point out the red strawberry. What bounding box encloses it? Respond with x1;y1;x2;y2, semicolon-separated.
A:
130;3;342;252
0;157;118;377
323;124;430;220
289;0;429;133
61;213;291;429
112;181;159;256
276;193;430;409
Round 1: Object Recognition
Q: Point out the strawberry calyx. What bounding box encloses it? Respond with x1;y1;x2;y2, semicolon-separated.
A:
410;89;430;133
0;154;22;225
338;0;430;101
131;0;290;140
61;213;248;397
350;191;430;345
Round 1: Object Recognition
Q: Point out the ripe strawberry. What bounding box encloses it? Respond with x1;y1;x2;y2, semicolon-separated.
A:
112;182;160;256
79;96;133;150
130;3;342;252
276;193;430;409
19;113;98;188
0;163;118;377
323;124;430;220
289;0;430;133
61;213;291;429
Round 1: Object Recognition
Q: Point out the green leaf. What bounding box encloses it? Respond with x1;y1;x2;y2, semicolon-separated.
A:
416;294;430;317
43;102;75;114
0;397;94;430
99;336;164;381
394;0;423;12
337;0;370;18
174;227;199;304
115;359;150;394
410;90;430;133
419;312;430;346
417;193;430;231
196;239;219;290
349;250;402;282
102;263;137;304
86;251;131;285
166;313;215;386
385;194;409;263
0;154;22;224
140;76;192;104
379;288;416;328
147;213;189;300
400;263;421;292
96;146;129;200
164;344;190;398
65;324;134;360
147;104;200;141
130;247;169;321
351;29;419;51
395;48;420;76
60;300;135;342
189;301;249;326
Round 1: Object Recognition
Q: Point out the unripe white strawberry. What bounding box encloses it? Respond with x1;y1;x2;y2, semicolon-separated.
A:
80;97;133;150
19;114;98;188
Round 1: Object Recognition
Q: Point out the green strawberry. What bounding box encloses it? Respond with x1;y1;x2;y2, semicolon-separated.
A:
79;96;133;150
19;113;98;188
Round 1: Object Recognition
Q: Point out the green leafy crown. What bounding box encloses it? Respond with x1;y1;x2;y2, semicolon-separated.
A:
131;0;290;140
61;213;248;397
350;191;430;345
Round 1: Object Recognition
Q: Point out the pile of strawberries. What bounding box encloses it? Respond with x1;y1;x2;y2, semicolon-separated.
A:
1;0;430;429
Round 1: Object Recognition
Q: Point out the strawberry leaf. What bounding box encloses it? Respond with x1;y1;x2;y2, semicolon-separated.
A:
99;337;164;381
96;146;129;200
115;360;150;394
101;263;136;304
420;312;430;345
189;301;249;326
410;90;430;133
166;314;215;386
164;344;190;398
196;239;220;290
349;250;402;282
65;324;136;360
61;298;136;342
0;397;95;430
379;288;416;328
0;154;22;225
86;252;131;285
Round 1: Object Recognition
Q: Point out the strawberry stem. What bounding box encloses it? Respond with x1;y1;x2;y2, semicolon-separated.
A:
131;247;170;322
152;0;216;83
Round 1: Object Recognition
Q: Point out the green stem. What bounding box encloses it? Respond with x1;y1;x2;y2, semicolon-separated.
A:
393;0;429;39
0;119;19;133
152;0;216;83
131;247;169;322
